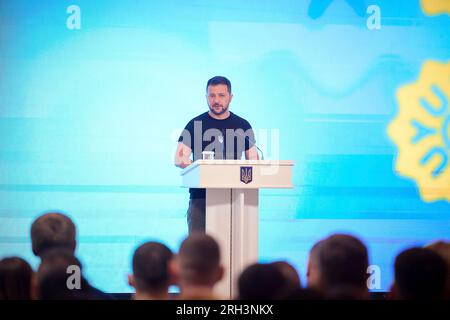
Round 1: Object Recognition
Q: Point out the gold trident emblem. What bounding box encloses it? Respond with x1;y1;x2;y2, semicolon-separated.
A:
240;167;253;184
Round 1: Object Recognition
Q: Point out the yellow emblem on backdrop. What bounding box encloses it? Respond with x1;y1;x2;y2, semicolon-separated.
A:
421;0;450;16
388;61;450;202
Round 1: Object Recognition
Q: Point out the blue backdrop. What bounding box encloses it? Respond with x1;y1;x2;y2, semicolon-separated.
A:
1;0;449;293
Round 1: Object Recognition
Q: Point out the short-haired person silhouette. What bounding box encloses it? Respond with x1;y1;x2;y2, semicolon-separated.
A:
30;213;111;299
128;241;175;300
306;234;369;299
0;257;33;300
30;212;76;258
174;234;224;299
425;240;450;299
390;247;447;300
271;261;302;291
175;76;259;234
238;263;298;300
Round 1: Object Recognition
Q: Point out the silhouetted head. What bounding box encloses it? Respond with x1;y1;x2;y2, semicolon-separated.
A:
238;263;294;300
177;234;223;287
0;257;33;300
30;212;76;258
271;260;301;291
425;240;450;299
130;241;174;295
307;234;369;298
393;247;447;300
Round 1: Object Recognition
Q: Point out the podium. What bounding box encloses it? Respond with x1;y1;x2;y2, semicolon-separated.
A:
181;160;294;299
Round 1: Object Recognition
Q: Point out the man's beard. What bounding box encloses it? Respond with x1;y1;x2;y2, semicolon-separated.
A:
209;103;229;115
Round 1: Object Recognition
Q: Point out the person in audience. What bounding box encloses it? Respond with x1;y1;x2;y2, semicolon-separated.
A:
128;241;175;300
30;212;112;299
33;247;87;300
425;240;450;299
238;263;298;299
30;212;76;258
271;260;301;290
0;257;33;300
174;234;223;299
306;234;369;299
390;247;447;300
32;247;110;300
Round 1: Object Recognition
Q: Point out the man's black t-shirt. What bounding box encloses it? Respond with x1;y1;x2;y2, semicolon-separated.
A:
178;111;256;198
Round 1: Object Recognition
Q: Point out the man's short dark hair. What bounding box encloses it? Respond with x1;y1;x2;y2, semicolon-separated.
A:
30;212;76;257
206;76;232;93
425;241;450;298
271;261;301;289
315;234;369;290
238;263;292;300
0;257;33;300
394;247;447;300
178;234;220;285
132;242;173;292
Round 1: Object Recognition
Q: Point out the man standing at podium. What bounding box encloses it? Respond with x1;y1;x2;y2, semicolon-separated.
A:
175;76;259;233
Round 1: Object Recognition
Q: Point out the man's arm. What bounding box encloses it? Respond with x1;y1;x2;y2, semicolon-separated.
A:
174;142;193;168
245;145;259;160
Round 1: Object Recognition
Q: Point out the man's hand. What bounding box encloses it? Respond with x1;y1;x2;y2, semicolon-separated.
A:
245;145;259;160
174;142;193;168
177;159;193;169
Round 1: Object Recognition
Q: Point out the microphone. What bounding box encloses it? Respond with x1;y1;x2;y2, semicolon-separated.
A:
235;130;264;160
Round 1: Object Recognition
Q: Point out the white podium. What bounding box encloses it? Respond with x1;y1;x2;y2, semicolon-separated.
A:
181;160;294;299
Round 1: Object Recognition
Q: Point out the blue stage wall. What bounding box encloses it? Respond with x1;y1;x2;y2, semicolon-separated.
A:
1;0;449;292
